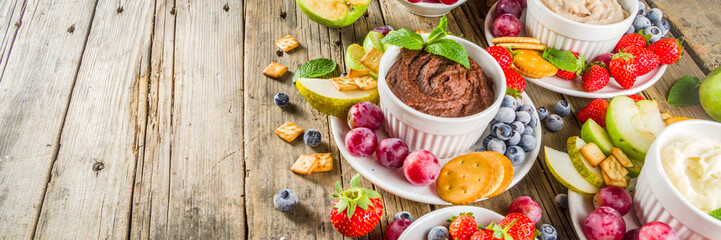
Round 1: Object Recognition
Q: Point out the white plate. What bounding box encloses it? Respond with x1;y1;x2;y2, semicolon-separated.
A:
398;206;504;239
483;2;667;99
568;189;642;239
331;92;541;205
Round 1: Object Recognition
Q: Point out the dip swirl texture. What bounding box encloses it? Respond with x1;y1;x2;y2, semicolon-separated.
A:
541;0;628;25
386;48;495;118
661;136;721;213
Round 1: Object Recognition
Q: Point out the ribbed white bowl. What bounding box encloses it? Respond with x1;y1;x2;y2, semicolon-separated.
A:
525;0;638;60
634;120;721;239
394;0;467;17
378;35;506;158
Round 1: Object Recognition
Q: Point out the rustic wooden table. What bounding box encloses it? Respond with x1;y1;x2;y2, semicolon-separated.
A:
0;0;717;239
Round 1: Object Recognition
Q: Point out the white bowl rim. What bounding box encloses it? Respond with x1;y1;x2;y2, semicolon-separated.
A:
378;34;507;123
398;0;467;9
646;120;721;228
527;0;638;29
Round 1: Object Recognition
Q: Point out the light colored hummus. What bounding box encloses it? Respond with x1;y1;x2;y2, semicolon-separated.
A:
540;0;628;25
661;136;721;213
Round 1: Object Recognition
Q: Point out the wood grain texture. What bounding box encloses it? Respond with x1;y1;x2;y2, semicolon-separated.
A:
0;0;24;71
0;0;96;238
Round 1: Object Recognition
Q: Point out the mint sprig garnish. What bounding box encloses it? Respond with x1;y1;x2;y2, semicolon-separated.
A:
668;75;701;106
381;15;470;69
292;58;338;83
710;208;721;221
542;48;585;72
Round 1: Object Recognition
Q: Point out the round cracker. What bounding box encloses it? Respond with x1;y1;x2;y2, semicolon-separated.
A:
485;151;515;198
436;152;495;205
511;50;557;79
478;152;506;198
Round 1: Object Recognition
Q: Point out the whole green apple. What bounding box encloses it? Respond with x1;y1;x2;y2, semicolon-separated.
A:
700;66;721;121
296;0;370;28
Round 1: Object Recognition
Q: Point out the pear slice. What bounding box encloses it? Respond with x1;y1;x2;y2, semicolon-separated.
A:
567;136;606;187
296;78;379;117
544;147;600;195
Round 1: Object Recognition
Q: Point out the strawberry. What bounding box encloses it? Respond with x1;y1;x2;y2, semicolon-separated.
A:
614;33;646;53
486;46;514;69
609;51;637;90
582;64;610;92
577;99;609;128
498;213;536;240
470;229;499;240
628;94;645;102
647;38;683;64
330;174;384;238
621;45;660;76
504;68;525;98
448;212;478;240
555;51;582;80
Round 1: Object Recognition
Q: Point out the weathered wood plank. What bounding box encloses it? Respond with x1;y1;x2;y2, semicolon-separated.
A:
0;0;96;238
32;0;155;239
0;0;24;70
162;0;246;239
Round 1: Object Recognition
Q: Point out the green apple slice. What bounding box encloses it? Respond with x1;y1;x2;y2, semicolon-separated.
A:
296;78;379;117
636;100;666;137
363;31;385;53
296;0;371;28
580;119;613;156
544;146;600;195
626;165;642;178
345;44;378;79
607;96;655;163
567;136;606;188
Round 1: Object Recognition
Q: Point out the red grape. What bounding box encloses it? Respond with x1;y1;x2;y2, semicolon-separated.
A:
372;25;394;36
345;127;378;157
639;222;678;240
511;0;526;9
407;0;422;3
403;150;440;186
584;206;626;240
593;53;614;66
385;218;412;240
376;138;410;169
623;228;639;240
509;196;543;224
593;186;633;216
492;14;522;37
495;0;522;18
347;101;384;131
421;0;441;2
439;0;458;4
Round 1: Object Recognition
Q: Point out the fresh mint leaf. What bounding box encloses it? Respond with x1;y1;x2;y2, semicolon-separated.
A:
668;75;701;106
542;48;584;72
427;15;448;44
710;208;721;221
292;58;337;83
381;29;423;50
426;39;470;69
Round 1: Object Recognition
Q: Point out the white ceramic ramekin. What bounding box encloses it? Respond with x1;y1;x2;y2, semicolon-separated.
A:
394;0;467;17
525;0;638;60
377;35;506;158
634;120;721;239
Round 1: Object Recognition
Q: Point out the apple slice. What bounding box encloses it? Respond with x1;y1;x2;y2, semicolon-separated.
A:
606;96;655;163
363;31;385;53
567;136;606;188
636;100;666;137
580;119;614;156
544;147;600;195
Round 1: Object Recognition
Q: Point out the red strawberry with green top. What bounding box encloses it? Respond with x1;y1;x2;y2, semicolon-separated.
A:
621;45;660;76
448;212;478;240
556;51;582;80
470;229;500;240
330;174;384;238
609;51;637;90
486;46;514;69
582;64;610;92
504;68;525;98
614;33;646;53
498;213;536;240
647;38;683;64
577;99;609;127
628;94;645;102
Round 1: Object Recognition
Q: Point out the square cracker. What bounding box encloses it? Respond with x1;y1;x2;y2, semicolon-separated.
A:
360;47;383;72
276;35;300;52
415;29;428;34
263;62;288;79
352;76;377;90
311;153;333;172
580;142;606;167
348;68;370;78
291;154;319;175
275;121;304;142
331;77;359;91
600;155;628;181
611;147;633;168
602;171;628;188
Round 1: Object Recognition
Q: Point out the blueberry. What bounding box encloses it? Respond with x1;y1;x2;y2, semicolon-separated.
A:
505;146;525;166
274;93;289;107
539;224;558;240
494;107;515;123
545;114;564;132
654;19;670;35
490;122;505;137
515;111;531;125
518;104;534;116
554;193;568;210
644;26;663;43
537;107;549;121
523;125;534;135
510;121;525;133
646;8;663;22
303;129;322;147
501;95;519;110
554;100;570;117
273;189;298;212
633;15;652;31
518;134;536;151
527;115;537;128
475;146;487;152
483;135;495;148
637;1;646;15
494;124;513;140
487;138;507;155
393;211;414;222
427;226;450;240
506;131;521;146
626;25;635;34
340;72;349;77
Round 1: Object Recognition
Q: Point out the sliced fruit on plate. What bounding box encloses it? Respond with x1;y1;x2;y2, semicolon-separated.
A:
580;119;613;156
606;96;656;163
363;31;385;53
296;0;370;28
544;146;600;194
636;100;666;136
345;44;378;79
567;136;606;188
296;78;379;117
